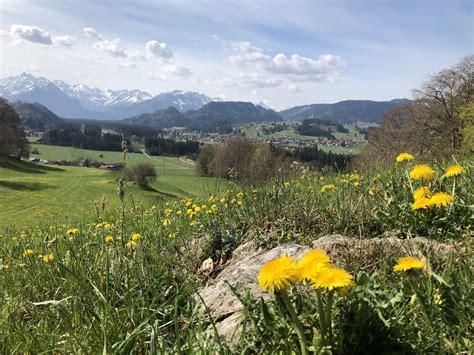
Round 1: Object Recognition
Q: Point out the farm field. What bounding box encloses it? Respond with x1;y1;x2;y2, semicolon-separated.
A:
237;121;367;154
0;146;229;228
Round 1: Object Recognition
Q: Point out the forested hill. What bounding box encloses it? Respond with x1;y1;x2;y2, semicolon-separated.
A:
11;101;65;131
279;99;412;124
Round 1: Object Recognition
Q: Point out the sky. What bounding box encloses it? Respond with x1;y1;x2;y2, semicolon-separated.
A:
0;0;472;109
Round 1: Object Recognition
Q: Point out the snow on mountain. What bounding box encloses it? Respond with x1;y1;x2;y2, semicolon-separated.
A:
0;73;215;119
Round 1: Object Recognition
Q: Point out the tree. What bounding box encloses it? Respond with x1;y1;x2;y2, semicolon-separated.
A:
413;55;473;152
124;163;157;188
356;55;474;168
0;98;29;160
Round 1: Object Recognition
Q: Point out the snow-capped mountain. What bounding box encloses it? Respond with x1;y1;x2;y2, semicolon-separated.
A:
52;80;152;112
0;73;215;119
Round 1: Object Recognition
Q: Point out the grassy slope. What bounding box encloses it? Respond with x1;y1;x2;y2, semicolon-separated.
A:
0;147;229;228
0;159;472;353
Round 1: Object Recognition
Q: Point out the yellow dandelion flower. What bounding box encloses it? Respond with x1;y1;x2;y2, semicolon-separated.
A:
283;181;291;187
393;256;425;272
297;249;332;282
162;218;171;226
211;204;218;212
42;254;55;263
428;192;453;208
105;236;114;242
412;197;431;210
445;165;464;177
413;186;432;200
396;152;414;163
23;249;34;256
104;223;112;230
310;267;354;291
258;256;299;292
127;240;138;248
409;164;435;181
131;233;141;241
321;184;337;192
66;228;79;235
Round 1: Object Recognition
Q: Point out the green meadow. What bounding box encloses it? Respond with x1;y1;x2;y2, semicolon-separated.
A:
0;144;229;228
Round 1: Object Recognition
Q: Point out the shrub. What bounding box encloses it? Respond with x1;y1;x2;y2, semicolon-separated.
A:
124;163;157;188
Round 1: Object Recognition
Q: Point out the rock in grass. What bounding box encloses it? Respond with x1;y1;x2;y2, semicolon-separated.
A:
195;235;456;345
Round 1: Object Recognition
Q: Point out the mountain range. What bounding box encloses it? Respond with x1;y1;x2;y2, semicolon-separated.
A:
279;99;412;124
1;73;413;126
123;101;281;129
0;73;216;119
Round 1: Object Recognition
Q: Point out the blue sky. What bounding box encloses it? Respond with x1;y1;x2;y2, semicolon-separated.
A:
1;0;472;109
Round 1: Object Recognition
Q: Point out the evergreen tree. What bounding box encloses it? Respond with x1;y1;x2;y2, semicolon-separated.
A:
0;98;29;160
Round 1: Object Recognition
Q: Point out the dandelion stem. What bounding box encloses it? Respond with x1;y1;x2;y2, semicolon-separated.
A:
315;290;327;345
279;290;308;355
325;290;335;346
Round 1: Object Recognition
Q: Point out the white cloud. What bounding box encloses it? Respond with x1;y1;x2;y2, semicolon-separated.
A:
268;53;344;81
52;35;77;47
83;27;102;40
230;41;271;64
161;63;192;77
288;84;302;93
94;39;128;58
119;62;137;69
10;25;52;44
240;73;282;88
145;40;173;61
229;41;344;82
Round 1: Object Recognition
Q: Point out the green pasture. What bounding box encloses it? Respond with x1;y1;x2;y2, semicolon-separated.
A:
0;146;229;228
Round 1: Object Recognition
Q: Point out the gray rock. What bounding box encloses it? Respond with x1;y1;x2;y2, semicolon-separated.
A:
195;235;455;345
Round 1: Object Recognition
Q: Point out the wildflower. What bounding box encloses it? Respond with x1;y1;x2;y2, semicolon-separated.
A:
23;249;34;256
321;184;337;192
66;228;79;236
258;256;299;292
131;233;141;241
165;208;173;215
211;204;218;212
445;165;464;177
237;192;244;198
104;223;112;230
42;254;55;263
413;186;432;200
95;223;103;229
283;181;291;187
412;197;431;210
169;232;176;238
297;249;332;282
393;256;425;272
105;236;114;243
368;187;376;196
162;218;171;226
428;192;453;207
409;164;435;181
310;267;354;291
127;241;138;248
396;152;414;162
433;288;443;305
